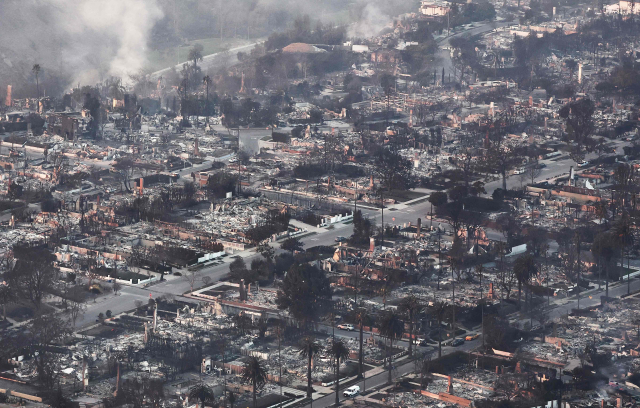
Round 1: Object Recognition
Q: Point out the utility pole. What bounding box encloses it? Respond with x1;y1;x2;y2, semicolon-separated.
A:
277;321;283;408
380;191;384;249
451;266;456;340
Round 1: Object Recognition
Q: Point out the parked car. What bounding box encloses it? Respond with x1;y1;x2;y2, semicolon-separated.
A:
337;324;354;331
578;161;589;167
465;334;480;341
343;386;360;398
451;338;465;347
335;236;347;242
513;167;525;174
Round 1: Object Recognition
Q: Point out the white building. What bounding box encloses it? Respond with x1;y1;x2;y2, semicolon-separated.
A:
420;0;451;16
604;0;640;14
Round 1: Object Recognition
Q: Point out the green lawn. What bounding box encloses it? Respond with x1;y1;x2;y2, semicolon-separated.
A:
146;37;253;72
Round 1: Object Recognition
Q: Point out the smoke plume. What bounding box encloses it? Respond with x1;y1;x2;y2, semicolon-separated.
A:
0;0;163;95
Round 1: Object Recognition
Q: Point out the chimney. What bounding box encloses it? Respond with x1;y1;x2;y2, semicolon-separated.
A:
488;283;494;299
447;376;453;394
529;95;533;106
114;362;121;396
496;366;499;374
369;237;375;252
153;303;158;331
600;399;604;408
139;177;144;196
5;85;11;107
569;166;575;186
82;358;87;391
239;279;246;301
578;63;583;84
617;397;622;408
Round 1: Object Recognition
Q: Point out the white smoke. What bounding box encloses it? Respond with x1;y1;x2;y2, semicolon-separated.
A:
0;0;163;90
348;2;394;39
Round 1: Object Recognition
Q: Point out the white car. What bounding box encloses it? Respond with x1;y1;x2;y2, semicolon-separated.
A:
513;167;525;175
343;385;360;397
337;324;354;331
577;161;589;167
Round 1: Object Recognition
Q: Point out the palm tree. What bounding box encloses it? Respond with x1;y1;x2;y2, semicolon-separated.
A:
32;64;41;102
514;254;537;309
398;295;422;357
203;75;212;124
378;310;404;384
430;301;447;358
298;336;321;400
241;356;267;408
328;340;350;406
188;383;215;408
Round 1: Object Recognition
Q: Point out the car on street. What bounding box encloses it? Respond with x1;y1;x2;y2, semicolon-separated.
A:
577;161;589;167
451;338;465;347
335;236;347;242
337;324;354;331
465;334;480;341
513;167;525;174
343;385;360;397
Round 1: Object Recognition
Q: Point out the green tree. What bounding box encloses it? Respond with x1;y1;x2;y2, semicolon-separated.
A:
429;191;448;207
280;237;304;254
276;263;332;327
298;336;321;400
565;59;578;81
241;356;267;408
513;254;537;309
328;340;350;406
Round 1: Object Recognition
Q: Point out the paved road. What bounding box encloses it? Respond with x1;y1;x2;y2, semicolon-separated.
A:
303;338;479;408
436;20;515;82
150;42;262;79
